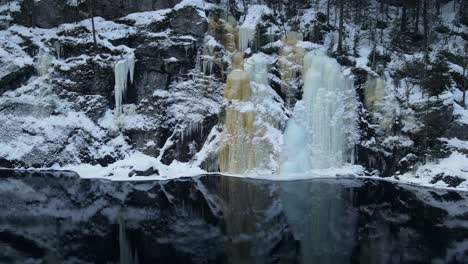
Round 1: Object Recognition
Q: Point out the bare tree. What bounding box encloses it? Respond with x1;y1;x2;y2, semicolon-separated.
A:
337;0;344;54
423;0;429;64
401;2;408;32
89;0;98;48
414;0;420;33
463;49;467;107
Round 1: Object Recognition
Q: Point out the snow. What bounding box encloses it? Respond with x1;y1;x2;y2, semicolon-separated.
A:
174;0;215;11
453;102;468;124
0;0;467;193
399;152;468;190
238;5;272;51
60;152;205;181
440;138;468;150
123;9;172;26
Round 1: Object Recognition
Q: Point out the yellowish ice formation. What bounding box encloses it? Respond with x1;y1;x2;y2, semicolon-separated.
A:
219;52;256;173
224;53;251;100
364;77;385;112
208;15;239;53
364;77;398;134
224;16;239;52
278;32;305;102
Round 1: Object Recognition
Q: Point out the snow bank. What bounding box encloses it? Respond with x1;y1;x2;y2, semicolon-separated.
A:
399;152;468;190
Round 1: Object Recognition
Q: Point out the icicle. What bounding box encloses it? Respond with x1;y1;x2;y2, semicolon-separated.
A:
114;54;135;121
238;26;255;52
195;50;202;72
35;49;54;76
281;50;358;173
237;5;272;52
54;41;63;60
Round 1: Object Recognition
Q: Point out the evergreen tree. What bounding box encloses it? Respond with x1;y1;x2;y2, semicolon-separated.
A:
423;55;452;97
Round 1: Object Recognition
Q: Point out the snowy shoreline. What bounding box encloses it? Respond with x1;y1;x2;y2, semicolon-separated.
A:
1;166;467;192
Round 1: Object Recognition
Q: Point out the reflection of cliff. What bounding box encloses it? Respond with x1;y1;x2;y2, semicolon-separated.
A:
0;171;467;263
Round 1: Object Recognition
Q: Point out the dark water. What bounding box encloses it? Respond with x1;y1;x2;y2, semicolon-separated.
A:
0;170;467;264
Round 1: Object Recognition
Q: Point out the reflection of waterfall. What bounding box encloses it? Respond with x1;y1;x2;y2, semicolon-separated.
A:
119;212;139;264
281;50;357;173
218;177;282;264
279;180;357;264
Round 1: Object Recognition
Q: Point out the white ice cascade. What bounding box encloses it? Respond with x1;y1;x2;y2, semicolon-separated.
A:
281;50;358;173
114;55;135;119
35;49;54;76
245;53;287;172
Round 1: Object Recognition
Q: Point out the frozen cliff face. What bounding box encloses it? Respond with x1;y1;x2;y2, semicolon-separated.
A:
0;1;222;173
0;0;467;183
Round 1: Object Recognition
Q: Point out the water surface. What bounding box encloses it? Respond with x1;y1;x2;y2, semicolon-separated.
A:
0;169;467;263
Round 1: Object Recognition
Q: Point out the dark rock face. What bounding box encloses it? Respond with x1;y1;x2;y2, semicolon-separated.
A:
0;64;34;95
53;56;116;104
356;145;414;177
161;113;218;164
14;0;183;28
430;173;466;187
170;6;208;37
125;75;223;162
447;122;468;141
134;37;198;102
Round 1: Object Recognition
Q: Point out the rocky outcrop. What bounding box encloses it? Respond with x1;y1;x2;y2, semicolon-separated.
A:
53;55;116;104
13;0;182;28
0;64;34;95
134;37;198;102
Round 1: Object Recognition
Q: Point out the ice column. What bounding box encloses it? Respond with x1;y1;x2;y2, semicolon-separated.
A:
281;50;357;173
114;55;135;119
218;52;256;173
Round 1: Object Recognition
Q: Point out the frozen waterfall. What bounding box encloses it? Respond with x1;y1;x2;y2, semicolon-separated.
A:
114;55;135;119
281;50;357;173
219;52;286;174
35;49;54;76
